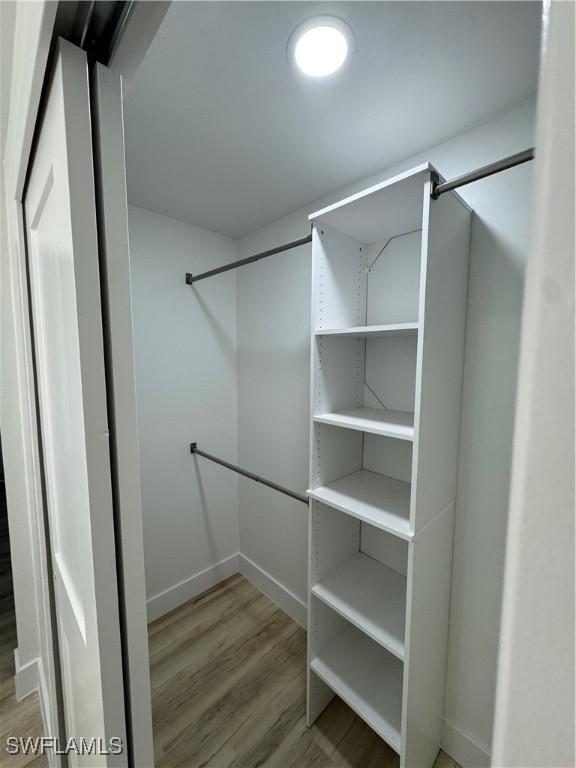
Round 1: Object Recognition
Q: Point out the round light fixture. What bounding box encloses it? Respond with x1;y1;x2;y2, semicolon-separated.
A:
288;17;354;78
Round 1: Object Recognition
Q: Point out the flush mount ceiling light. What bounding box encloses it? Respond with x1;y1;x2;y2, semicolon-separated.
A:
288;17;354;78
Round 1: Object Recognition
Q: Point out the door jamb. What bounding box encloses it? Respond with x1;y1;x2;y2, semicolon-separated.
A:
2;1;167;764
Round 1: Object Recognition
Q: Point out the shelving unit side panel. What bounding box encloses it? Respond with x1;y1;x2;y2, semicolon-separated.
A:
315;335;365;414
310;225;364;489
307;503;337;725
310;423;363;488
411;184;471;531
307;598;350;724
360;524;409;576
310;501;360;584
401;506;455;768
313;224;366;330
363;432;413;484
309;227;322;503
307;669;335;726
364;334;418;414
366;230;423;326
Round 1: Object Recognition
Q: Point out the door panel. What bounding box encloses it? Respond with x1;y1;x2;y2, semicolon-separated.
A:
24;38;127;766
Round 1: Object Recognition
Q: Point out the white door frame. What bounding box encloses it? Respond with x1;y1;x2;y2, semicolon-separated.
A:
91;61;155;768
2;4;64;754
24;38;129;762
1;1;166;761
491;2;575;765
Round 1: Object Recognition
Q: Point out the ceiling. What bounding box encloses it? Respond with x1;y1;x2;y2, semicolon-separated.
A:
124;1;541;238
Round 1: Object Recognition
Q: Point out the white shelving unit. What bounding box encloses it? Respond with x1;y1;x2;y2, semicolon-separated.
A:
306;163;471;767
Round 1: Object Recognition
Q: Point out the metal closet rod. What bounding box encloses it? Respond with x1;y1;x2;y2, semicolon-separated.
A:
184;147;534;284
190;443;309;505
186;233;313;284
432;147;534;198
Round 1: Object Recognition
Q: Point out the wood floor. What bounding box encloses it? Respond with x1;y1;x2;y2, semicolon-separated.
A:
0;482;47;768
0;533;461;768
150;574;461;768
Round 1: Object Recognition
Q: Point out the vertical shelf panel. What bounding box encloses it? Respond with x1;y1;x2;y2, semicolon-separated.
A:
401;508;455;768
313;226;366;331
410;182;471;532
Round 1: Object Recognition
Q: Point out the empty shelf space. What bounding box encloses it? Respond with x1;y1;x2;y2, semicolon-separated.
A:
315;323;419;338
312;553;406;659
309;163;430;243
314;407;414;440
311;623;403;753
307;470;411;539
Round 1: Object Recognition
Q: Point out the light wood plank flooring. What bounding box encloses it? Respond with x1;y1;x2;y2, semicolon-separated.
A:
150;574;461;768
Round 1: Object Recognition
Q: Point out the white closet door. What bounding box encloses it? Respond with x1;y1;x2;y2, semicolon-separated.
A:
24;39;127;765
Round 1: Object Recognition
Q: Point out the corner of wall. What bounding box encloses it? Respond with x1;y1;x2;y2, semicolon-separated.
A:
146;554;241;623
14;650;56;742
238;553;307;628
442;717;491;768
14;648;40;701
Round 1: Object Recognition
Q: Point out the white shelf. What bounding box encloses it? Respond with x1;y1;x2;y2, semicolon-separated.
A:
307;470;412;540
311;623;403;753
314;407;415;441
312;553;407;660
309;163;432;243
315;323;418;338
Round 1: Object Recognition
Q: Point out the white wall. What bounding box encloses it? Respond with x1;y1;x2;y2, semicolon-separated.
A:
237;99;535;765
128;205;240;619
493;4;575;764
236;230;311;618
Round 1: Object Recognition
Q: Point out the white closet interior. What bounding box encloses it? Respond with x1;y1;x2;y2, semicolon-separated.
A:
122;3;541;766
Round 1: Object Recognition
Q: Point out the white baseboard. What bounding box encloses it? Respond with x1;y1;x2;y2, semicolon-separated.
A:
146;552;307;628
14;648;40;700
146;553;240;623
442;717;491;767
238;554;307;628
14;651;58;759
36;658;58;767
